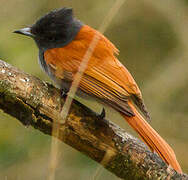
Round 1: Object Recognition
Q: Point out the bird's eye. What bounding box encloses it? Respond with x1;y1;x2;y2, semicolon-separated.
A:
48;36;55;41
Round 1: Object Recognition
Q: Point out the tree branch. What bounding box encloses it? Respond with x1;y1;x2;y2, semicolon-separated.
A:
0;59;187;180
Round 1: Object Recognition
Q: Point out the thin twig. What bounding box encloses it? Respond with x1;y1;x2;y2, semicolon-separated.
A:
92;165;103;180
48;0;127;180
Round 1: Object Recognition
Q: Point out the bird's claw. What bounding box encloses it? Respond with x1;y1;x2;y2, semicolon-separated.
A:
98;108;106;119
61;90;67;98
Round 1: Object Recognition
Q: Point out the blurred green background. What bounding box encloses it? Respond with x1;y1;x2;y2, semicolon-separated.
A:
0;0;188;179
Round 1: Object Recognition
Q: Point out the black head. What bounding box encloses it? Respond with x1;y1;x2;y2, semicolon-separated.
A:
14;8;83;50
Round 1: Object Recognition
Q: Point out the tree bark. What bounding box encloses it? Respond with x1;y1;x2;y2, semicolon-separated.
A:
0;59;187;180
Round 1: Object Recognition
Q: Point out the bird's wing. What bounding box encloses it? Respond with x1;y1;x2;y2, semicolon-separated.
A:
44;25;149;118
44;51;140;116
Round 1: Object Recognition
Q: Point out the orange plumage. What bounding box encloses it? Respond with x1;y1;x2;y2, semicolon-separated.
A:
44;25;182;173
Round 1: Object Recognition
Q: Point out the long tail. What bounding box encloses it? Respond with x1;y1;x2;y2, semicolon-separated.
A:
121;101;182;173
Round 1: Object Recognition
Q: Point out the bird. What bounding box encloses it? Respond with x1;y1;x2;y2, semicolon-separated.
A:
14;7;182;173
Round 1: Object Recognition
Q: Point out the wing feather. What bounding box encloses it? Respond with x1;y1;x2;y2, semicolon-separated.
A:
44;25;150;118
80;74;134;116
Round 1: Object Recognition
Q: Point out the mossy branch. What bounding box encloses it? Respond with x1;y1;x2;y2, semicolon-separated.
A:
0;59;187;180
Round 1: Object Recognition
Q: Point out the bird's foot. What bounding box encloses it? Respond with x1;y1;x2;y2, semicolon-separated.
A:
61;89;68;98
97;108;106;119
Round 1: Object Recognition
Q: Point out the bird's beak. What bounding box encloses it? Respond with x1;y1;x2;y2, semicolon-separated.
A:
13;27;34;37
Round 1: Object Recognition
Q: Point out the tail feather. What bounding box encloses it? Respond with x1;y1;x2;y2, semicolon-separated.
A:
122;102;182;173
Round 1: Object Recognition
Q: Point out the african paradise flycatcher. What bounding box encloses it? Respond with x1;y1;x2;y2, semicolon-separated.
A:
14;7;182;173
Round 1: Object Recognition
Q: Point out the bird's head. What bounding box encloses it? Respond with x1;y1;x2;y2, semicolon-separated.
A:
14;7;83;50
